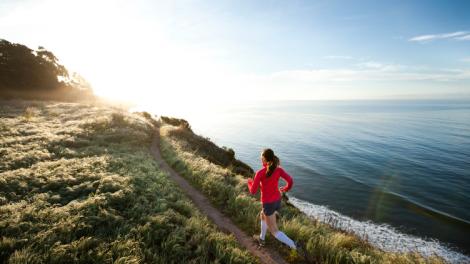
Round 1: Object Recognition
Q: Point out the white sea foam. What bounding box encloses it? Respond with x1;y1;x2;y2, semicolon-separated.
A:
289;196;470;264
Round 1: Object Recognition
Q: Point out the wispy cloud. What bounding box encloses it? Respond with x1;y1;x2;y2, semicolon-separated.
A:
355;61;404;71
255;64;470;83
409;31;470;42
456;35;470;40
324;55;354;60
461;57;470;63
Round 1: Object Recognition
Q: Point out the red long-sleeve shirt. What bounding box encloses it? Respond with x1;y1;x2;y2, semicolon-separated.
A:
247;166;293;203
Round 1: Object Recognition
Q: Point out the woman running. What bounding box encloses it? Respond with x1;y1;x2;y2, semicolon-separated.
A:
247;148;296;249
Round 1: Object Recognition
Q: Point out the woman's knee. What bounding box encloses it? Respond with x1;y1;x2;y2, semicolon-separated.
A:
268;224;278;235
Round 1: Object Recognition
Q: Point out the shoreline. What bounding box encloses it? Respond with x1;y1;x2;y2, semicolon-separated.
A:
289;197;470;263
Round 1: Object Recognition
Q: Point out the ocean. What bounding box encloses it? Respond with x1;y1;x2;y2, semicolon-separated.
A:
142;100;470;263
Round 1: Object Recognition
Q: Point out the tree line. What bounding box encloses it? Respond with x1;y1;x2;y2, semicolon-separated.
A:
0;39;94;101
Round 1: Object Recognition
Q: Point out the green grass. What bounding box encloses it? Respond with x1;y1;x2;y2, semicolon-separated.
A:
0;100;257;264
159;124;446;264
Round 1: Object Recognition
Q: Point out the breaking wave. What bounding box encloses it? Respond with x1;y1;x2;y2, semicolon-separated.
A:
289;196;470;264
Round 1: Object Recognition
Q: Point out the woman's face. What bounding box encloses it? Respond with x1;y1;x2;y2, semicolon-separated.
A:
261;155;267;166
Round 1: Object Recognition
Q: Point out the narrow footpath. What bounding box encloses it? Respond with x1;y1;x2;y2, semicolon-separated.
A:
150;128;288;264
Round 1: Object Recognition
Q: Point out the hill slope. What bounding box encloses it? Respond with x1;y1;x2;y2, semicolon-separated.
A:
0;100;256;264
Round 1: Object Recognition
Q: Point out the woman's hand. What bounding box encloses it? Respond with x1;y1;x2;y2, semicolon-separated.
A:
281;191;289;201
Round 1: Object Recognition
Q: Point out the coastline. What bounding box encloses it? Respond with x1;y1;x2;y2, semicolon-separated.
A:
156;112;470;263
156;99;470;259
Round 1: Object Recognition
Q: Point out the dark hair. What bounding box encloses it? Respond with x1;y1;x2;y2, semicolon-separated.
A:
262;148;279;177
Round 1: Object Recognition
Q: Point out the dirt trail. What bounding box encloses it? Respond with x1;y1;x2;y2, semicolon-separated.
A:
150;128;288;264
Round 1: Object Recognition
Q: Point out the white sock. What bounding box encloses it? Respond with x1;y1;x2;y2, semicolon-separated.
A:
274;231;296;249
260;220;268;240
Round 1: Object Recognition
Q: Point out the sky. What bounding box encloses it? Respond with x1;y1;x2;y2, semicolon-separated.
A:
1;0;470;105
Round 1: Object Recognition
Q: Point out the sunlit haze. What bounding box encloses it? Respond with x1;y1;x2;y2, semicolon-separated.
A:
1;0;470;109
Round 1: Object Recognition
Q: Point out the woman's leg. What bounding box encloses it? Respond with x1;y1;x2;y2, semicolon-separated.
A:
259;211;268;240
264;212;278;235
265;212;296;249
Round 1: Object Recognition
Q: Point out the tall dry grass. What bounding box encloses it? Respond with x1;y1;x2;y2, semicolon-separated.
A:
0;101;257;264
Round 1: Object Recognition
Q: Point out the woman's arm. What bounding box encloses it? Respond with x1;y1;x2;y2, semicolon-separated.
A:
247;170;262;194
279;167;293;192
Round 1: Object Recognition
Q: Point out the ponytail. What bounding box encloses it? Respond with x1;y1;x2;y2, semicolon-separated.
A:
262;148;279;177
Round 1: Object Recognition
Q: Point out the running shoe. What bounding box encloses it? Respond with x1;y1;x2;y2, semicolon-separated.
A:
252;235;266;247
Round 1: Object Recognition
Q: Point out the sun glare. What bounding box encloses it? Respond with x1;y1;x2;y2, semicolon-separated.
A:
2;0;246;111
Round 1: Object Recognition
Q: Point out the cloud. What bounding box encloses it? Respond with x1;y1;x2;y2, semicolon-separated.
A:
461;57;470;63
254;64;470;83
456;35;470;40
409;31;469;42
355;61;409;72
324;55;354;60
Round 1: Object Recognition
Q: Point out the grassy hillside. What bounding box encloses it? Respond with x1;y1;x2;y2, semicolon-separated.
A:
0;101;257;264
159;122;445;264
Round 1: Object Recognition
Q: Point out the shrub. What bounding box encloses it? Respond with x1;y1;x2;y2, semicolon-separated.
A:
160;116;191;131
163;125;254;177
22;106;39;120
